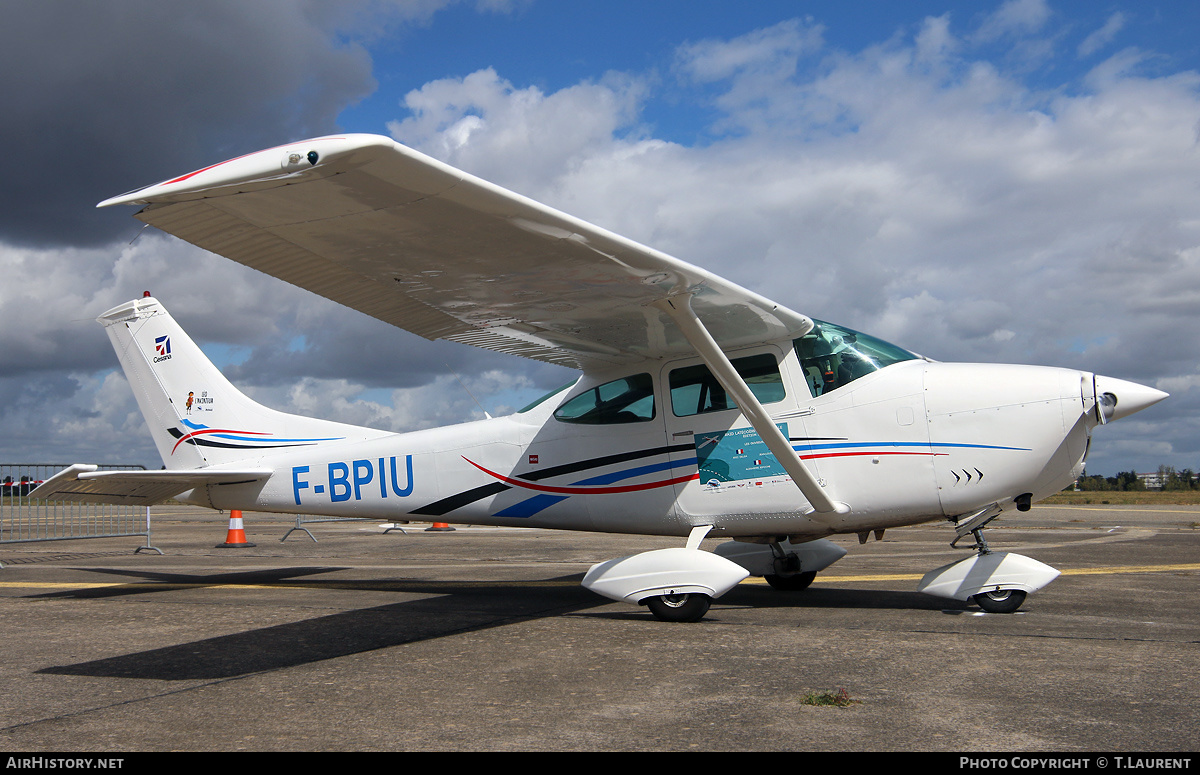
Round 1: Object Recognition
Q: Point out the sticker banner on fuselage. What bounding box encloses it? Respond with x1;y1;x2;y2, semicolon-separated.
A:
694;423;788;483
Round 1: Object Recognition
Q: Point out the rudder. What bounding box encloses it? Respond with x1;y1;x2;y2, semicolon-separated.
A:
99;295;384;469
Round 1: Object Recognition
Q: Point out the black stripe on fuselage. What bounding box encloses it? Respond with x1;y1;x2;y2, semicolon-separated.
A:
166;427;314;451
409;482;511;516
403;436;851;517
409;444;694;516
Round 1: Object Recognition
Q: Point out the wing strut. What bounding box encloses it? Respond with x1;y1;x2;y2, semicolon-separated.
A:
654;294;849;518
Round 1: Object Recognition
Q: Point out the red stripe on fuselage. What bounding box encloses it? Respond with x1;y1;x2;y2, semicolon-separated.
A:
171;427;272;455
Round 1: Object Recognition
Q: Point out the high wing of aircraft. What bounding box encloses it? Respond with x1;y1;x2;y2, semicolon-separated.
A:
37;133;1168;621
98;134;809;369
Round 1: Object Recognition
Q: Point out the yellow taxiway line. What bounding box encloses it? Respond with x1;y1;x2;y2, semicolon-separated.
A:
1;562;1197;592
743;562;1200;584
1052;505;1200;514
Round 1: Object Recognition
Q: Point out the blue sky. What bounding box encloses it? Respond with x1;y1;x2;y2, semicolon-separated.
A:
2;0;1199;478
343;1;1200;142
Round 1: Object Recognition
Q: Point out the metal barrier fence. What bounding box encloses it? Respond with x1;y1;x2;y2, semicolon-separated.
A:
0;463;161;566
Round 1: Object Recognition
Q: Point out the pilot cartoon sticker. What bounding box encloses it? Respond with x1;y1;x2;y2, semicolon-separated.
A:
184;390;214;414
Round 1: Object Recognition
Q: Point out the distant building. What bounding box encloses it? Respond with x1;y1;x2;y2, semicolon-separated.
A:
1137;471;1166;490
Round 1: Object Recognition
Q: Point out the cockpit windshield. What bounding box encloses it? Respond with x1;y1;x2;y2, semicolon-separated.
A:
794;320;919;397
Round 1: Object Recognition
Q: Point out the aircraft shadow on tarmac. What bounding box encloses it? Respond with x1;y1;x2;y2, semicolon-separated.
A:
35;567;961;681
721;584;964;612
36;566;603;681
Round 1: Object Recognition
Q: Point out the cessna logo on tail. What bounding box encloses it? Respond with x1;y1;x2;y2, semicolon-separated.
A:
153;335;172;363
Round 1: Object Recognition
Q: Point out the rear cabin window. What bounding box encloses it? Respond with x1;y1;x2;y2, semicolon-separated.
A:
518;382;574;414
793;320;919;397
669;353;785;417
554;373;656;424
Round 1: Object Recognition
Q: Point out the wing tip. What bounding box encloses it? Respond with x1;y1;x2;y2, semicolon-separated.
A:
96;133;398;208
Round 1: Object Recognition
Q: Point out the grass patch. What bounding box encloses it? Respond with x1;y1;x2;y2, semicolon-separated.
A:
801;688;860;708
1043;491;1200;506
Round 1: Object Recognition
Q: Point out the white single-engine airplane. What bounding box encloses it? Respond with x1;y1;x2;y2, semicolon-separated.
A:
39;134;1167;621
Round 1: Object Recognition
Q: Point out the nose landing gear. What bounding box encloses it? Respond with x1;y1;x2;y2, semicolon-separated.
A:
917;503;1060;613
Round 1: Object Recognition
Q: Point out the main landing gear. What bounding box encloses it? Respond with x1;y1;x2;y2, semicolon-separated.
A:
644;592;712;623
715;536;845;598
972;588;1027;614
581;529;851;622
581;526;749;623
637;539;832;620
916;504;1060;613
759;540;820;591
764;570;817;591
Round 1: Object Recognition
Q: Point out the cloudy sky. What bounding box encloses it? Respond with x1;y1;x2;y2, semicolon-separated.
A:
2;0;1198;477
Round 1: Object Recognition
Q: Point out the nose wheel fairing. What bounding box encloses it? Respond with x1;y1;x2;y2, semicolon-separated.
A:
917;551;1060;607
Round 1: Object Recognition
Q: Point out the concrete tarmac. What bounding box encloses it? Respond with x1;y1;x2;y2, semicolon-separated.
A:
0;504;1197;752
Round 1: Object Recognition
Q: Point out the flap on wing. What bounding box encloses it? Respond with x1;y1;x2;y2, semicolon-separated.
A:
101;134;811;370
36;464;272;506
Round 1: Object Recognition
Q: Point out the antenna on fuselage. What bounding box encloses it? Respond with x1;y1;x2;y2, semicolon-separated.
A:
129;223;151;245
445;363;493;420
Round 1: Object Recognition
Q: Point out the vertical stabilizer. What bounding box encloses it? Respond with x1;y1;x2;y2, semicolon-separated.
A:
99;296;385;469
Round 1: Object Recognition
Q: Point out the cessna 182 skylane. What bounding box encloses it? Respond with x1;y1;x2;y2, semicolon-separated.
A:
38;134;1167;621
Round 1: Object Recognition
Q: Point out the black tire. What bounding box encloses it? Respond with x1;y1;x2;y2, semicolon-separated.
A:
645;593;711;622
972;588;1027;613
764;571;817;591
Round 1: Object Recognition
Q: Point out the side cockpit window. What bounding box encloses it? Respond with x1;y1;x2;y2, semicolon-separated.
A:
794;321;918;397
669;353;784;417
554;373;655;424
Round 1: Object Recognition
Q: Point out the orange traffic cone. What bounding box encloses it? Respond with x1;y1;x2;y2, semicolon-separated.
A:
216;509;257;547
425;522;456;532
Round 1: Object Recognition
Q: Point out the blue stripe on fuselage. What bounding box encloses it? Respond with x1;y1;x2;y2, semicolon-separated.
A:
490;439;1026;519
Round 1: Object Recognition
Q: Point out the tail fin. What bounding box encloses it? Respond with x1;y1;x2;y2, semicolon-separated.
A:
99;296;385;469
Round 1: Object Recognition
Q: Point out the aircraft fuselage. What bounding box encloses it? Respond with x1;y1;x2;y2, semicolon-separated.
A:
191;343;1107;541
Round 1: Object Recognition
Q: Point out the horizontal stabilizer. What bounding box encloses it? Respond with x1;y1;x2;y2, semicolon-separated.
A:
36;464;272;506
